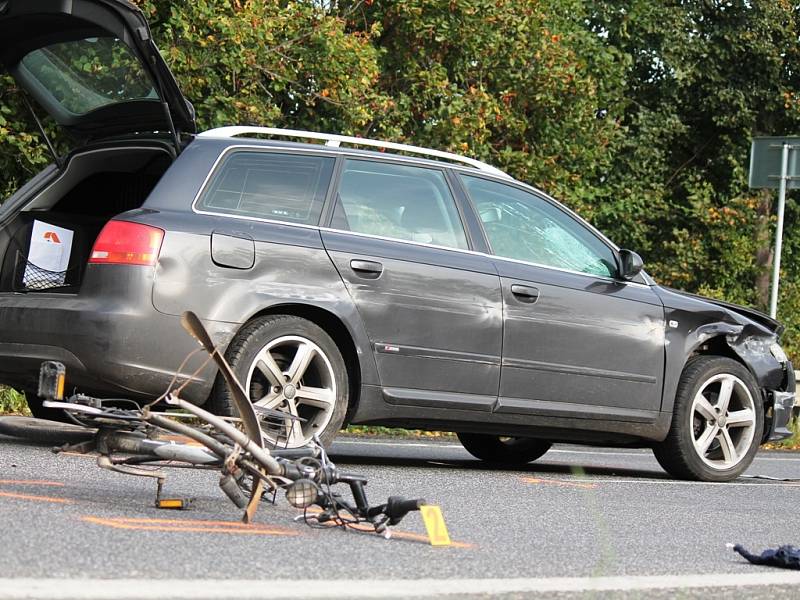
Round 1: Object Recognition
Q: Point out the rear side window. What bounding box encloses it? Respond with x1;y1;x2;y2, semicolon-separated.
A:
19;37;157;117
197;152;335;225
330;159;469;250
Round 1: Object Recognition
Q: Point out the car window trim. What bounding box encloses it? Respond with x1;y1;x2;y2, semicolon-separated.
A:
194;205;649;287
318;155;346;229
318;225;489;257
190;144;342;226
485;253;650;288
194;143;614;249
190;143;651;287
446;169;492;254
322;226;650;288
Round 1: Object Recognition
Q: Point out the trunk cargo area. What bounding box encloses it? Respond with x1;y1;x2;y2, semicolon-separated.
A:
0;144;172;293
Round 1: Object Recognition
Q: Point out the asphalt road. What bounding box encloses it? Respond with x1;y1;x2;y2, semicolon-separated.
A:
1;431;799;599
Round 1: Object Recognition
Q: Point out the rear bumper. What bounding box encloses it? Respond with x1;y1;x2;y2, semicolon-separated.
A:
0;265;236;404
766;361;796;442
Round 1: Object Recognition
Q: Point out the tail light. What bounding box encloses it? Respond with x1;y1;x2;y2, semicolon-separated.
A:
89;221;164;266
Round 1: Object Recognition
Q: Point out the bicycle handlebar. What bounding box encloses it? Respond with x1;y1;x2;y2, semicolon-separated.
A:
385;496;426;522
366;495;426;524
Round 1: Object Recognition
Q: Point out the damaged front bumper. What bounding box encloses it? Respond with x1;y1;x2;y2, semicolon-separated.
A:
766;361;796;442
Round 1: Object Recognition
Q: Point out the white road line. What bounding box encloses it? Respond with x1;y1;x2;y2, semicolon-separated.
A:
530;477;800;488
336;439;799;484
2;573;800;599
334;439;798;462
335;439;464;449
749;455;800;462
549;449;799;462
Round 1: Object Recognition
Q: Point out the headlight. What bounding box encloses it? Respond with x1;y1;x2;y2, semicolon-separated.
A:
743;337;772;354
770;343;789;364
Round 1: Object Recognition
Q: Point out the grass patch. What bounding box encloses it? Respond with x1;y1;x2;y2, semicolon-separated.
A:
0;386;29;415
344;425;455;439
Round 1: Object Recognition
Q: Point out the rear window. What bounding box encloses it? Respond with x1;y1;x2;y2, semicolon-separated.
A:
19;37;157;117
197;151;335;225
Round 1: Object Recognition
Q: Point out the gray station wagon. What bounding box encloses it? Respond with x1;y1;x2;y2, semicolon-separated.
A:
0;0;795;482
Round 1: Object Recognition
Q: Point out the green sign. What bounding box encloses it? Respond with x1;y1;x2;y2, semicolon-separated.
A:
749;136;800;189
749;136;798;318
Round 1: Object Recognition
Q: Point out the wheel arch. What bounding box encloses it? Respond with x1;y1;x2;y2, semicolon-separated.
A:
690;334;749;370
687;331;782;397
653;353;765;481
667;330;776;443
240;302;366;426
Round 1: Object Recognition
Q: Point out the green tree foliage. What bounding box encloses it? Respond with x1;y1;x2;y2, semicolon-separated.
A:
0;75;53;198
136;0;389;133
586;0;800;356
1;0;799;358
346;0;628;216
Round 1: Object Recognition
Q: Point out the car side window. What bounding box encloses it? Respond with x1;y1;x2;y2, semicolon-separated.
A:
460;175;617;277
197;151;335;225
330;159;469;250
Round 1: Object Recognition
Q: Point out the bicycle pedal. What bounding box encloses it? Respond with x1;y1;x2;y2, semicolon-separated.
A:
156;498;193;510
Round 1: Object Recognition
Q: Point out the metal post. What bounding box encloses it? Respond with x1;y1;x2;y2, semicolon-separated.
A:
769;143;790;318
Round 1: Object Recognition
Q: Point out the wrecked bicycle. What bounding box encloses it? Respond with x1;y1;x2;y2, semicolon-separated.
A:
0;311;430;539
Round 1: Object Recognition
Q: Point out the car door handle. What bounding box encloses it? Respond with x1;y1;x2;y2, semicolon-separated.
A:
511;284;540;303
350;259;383;278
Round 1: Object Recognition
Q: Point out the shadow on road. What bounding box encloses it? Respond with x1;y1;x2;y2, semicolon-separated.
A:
327;451;669;480
1;432;668;480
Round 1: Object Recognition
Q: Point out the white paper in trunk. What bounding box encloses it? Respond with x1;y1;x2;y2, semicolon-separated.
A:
24;220;74;289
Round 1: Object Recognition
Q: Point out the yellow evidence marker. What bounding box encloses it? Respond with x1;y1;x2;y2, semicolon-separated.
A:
419;505;451;546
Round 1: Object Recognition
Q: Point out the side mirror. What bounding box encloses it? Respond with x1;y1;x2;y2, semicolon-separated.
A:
617;249;644;281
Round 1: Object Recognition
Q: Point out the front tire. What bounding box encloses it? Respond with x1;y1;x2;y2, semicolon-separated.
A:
208;315;348;448
457;433;552;464
653;356;763;482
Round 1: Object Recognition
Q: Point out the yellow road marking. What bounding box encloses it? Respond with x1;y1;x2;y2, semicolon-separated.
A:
81;516;298;536
0;491;72;504
301;507;473;548
86;517;259;527
0;479;64;487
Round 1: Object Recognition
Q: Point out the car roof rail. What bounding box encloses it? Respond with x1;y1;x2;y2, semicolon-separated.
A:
197;126;512;179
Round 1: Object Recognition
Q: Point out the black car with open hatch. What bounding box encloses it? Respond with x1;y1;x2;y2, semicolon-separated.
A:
0;0;794;482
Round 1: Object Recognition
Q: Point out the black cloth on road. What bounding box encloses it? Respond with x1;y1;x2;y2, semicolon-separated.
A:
732;544;800;570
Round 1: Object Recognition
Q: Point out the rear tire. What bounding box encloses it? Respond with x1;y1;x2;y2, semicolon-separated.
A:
457;433;552;464
0;416;95;444
208;315;348;448
653;356;763;482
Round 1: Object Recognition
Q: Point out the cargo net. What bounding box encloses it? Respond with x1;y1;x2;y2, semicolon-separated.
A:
13;251;77;292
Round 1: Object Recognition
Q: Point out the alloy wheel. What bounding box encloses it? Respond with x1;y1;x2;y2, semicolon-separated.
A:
245;335;337;447
690;373;756;470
